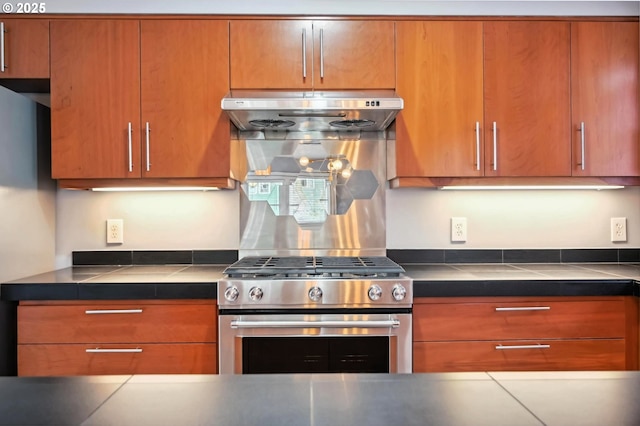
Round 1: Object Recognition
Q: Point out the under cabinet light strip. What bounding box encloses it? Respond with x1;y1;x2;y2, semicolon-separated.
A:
91;187;219;192
438;185;625;191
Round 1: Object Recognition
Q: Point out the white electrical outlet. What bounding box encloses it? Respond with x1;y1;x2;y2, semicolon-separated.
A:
610;217;627;242
451;217;467;242
107;219;124;244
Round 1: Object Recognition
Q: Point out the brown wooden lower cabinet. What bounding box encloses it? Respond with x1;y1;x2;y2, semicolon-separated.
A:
18;343;217;376
17;300;218;376
414;340;625;372
413;296;639;373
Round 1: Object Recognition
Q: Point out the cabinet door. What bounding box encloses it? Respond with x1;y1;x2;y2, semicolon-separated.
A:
395;21;483;177
313;20;395;89
51;20;141;179
571;21;640;177
0;19;49;78
141;20;230;178
484;21;571;177
414;340;625;373
19;343;217;376
230;20;312;89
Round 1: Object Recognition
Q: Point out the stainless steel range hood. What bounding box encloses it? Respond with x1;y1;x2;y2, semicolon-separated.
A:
221;90;403;132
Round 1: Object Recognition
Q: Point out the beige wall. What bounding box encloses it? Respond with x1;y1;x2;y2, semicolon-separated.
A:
55;189;239;267
54;184;640;267
386;187;640;249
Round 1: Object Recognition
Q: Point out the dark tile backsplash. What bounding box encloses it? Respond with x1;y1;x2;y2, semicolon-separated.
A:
193;250;238;265
73;251;133;266
132;250;193;265
73;250;239;266
503;249;562;264
73;248;639;266
387;248;640;264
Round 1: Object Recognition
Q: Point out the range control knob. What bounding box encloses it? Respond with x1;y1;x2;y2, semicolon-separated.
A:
368;284;382;301
392;284;407;301
224;286;239;302
308;286;323;302
248;286;263;302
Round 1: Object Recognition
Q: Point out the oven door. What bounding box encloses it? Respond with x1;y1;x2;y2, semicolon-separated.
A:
218;312;412;374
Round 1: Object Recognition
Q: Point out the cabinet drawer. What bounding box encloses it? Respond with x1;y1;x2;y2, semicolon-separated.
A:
413;340;625;372
18;343;217;376
414;300;625;341
18;302;217;344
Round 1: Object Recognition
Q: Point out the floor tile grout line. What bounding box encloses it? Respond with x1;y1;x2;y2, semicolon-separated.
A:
487;373;548;426
80;375;134;425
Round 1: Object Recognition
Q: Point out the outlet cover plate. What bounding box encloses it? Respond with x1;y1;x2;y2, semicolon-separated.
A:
451;217;467;242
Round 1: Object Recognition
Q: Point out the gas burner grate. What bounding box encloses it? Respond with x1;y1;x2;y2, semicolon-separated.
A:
224;256;404;278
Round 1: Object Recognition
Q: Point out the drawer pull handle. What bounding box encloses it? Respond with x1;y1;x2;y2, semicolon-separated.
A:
85;309;143;314
495;306;550;312
496;344;550;350
86;348;143;353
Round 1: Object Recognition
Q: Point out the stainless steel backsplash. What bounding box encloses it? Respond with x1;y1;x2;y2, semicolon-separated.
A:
232;130;389;257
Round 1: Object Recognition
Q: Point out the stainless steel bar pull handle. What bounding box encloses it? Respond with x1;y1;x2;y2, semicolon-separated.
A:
495;306;550;312
86;348;143;353
302;28;307;78
231;319;400;329
492;121;497;171
579;122;585;171
475;121;480;171
127;122;133;173
0;22;5;73
145;122;151;172
495;344;550;350
319;28;324;79
85;309;143;314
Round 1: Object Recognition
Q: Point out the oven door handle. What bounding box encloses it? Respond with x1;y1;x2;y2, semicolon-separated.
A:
230;319;400;329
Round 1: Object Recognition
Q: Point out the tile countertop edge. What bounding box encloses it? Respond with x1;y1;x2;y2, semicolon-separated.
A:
0;282;219;301
412;279;638;298
2;262;640;301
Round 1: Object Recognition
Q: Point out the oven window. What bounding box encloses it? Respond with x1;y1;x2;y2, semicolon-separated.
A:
242;337;390;374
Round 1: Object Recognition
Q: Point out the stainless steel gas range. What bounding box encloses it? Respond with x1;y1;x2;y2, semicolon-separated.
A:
218;256;412;374
218;90;409;374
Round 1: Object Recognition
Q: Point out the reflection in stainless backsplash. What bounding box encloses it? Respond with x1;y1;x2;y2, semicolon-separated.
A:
232;131;388;257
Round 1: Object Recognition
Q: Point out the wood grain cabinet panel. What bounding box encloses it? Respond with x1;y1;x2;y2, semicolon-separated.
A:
140;20;230;179
311;20;395;90
50;20;141;179
395;21;484;178
414;300;625;341
51;19;230;181
18;343;217;376
18;302;217;344
571;21;640;177
393;20;574;184
0;18;49;78
230;20;313;90
413;296;637;373
484;21;571;177
230;20;394;90
414;340;626;373
18;300;218;376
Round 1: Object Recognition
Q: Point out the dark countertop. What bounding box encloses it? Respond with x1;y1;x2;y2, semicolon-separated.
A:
1;371;639;426
0;265;226;301
406;262;640;297
2;262;640;301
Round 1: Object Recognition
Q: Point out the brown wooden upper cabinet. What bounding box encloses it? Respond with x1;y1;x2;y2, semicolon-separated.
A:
229;20;395;90
51;20;230;180
0;18;49;78
395;21;484;178
394;20;572;182
571;21;640;177
484;21;571;177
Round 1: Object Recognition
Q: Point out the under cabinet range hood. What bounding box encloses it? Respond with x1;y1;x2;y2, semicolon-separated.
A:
221;90;403;132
